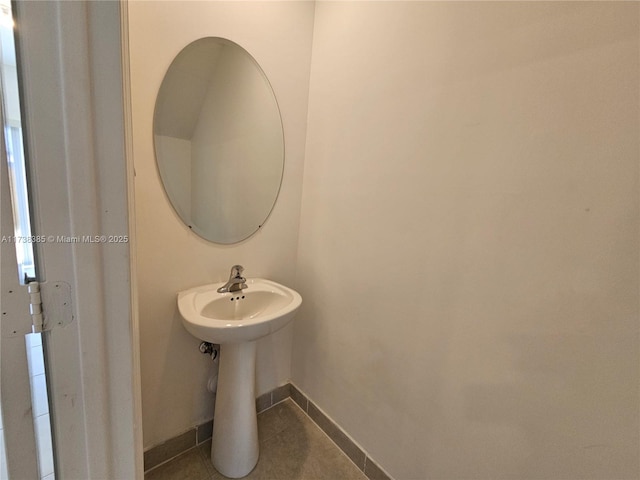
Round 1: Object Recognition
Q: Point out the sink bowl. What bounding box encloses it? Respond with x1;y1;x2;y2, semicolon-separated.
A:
177;277;301;478
178;278;302;344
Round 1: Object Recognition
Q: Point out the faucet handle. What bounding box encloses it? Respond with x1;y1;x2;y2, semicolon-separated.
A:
230;265;244;278
217;265;247;293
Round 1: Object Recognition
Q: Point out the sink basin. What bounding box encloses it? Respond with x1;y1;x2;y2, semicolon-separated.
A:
178;278;301;344
177;277;301;478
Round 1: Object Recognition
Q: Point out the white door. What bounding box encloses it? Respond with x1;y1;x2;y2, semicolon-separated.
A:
0;0;54;476
1;124;41;479
1;1;141;478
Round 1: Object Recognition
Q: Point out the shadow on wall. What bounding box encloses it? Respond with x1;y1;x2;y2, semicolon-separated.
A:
143;305;216;443
463;332;634;478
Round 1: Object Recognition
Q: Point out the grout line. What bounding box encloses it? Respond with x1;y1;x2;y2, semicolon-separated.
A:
195;438;213;468
258;395;289;414
287;397;367;476
270;396;289;408
142;382;393;480
143;428;198;472
144;444;201;475
195;428;212;446
289;383;394;480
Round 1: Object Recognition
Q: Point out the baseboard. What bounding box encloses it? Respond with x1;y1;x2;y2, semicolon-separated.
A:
289;383;393;480
143;382;393;480
142;383;290;472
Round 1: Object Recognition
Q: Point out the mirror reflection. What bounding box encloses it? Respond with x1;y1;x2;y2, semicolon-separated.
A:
154;37;284;244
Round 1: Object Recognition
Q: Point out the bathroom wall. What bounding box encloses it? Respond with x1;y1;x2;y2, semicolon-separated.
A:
294;2;639;479
128;1;315;449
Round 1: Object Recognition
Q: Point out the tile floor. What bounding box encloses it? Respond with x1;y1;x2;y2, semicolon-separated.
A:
145;399;368;480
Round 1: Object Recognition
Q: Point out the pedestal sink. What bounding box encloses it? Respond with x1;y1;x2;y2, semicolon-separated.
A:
178;278;302;478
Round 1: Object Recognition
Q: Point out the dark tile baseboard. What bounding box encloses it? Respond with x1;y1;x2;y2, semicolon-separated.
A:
143;429;196;472
289;383;392;480
144;384;291;472
256;383;291;414
143;382;393;480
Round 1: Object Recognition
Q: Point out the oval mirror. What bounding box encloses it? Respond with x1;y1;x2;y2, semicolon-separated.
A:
153;37;284;244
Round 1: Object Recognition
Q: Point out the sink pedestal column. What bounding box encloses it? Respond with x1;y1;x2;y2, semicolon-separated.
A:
211;341;258;478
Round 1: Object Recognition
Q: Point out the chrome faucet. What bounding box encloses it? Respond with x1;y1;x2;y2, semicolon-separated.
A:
217;265;248;293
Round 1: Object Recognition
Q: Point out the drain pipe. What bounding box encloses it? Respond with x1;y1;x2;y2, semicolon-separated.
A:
199;342;220;393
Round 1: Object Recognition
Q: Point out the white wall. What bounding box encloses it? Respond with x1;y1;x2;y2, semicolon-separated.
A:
294;2;639;479
128;1;314;449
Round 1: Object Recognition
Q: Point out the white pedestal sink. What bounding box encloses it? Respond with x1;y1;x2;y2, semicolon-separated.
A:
178;278;302;478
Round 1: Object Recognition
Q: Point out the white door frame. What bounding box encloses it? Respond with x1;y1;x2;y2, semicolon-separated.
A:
8;0;142;478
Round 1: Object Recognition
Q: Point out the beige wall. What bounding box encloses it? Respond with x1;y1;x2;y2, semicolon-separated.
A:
129;1;640;474
293;2;639;479
128;1;314;449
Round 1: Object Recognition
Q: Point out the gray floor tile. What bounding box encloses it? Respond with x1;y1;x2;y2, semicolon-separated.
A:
262;418;362;479
193;399;366;480
145;448;211;480
196;439;216;477
257;399;306;444
284;404;366;480
307;401;366;470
